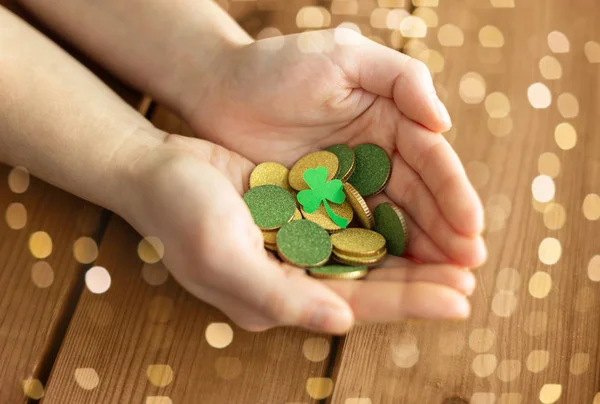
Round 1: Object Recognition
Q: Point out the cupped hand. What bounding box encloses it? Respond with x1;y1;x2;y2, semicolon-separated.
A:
126;134;476;334
183;29;487;268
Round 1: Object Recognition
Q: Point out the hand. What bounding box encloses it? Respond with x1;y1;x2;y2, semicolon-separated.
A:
181;29;487;268
125;134;477;334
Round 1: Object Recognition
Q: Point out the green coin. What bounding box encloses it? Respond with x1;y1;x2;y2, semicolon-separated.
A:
309;264;368;280
325;144;355;181
243;185;296;230
276;220;332;268
373;202;408;256
347;144;391;197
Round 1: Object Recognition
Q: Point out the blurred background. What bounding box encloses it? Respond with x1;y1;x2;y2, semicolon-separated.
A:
1;0;600;403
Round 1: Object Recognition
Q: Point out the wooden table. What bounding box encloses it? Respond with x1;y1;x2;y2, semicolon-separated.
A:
1;0;599;403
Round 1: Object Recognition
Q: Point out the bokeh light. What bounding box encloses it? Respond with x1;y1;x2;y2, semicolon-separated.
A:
539;56;563;80
31;261;54;289
479;25;504;47
557;93;579;118
29;231;53;259
138;237;165;264
547;31;569;53
538;153;561;178
306;377;334;400
73;237;99;264
532;175;555;203
74;368;100;390
459;72;486;104
5;202;27;230
147;364;174;387
554;122;577;150
538;237;562;265
85;266;111;294
526;350;550;373
205;322;234;348
303;337;330;362
582;194;600;220
584;41;600;63
539;384;562;403
528;83;552;109
8;166;29;194
438;24;464;47
472;354;497;377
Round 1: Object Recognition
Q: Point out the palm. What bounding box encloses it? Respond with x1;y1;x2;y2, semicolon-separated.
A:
187;33;486;267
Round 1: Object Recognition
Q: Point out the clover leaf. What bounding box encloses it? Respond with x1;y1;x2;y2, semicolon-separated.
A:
297;166;349;229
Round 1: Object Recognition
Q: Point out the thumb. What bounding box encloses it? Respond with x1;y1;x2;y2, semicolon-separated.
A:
333;29;451;133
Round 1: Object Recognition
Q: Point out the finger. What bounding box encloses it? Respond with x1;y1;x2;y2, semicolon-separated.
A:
323;280;471;323
367;193;451;264
395;116;484;236
333;30;451;133
367;257;476;296
385;154;487;267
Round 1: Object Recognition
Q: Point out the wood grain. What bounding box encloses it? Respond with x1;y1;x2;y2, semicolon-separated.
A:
330;1;600;403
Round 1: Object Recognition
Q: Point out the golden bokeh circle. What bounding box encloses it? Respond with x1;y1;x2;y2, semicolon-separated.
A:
345;399;373;404
31;261;54;289
437;24;464;47
471;393;496;404
417;49;445;73
146;398;173;404
569;353;589;375
582;193;600;220
496;359;521;382
584;41;600;63
554;122;577;150
479;25;504;48
484;92;511;118
459;72;487;104
491;0;515;7
547;31;569;53
495;267;520;292
296;6;331;29
491;291;517;317
532;175;555;203
306;377;334;400
205;322;234;349
539;384;562;404
386;9;410;30
147;364;174;387
85;266;111;294
5;202;27;230
29;231;53;259
400;16;427;38
471;354;498;377
8;166;30;194
74;368;100;390
391;335;420;368
528;271;552;299
487;116;513;137
538;237;562;265
138;237;165;264
557;93;579;118
587;255;600;282
528;82;552;109
413;7;438;27
543;203;566;230
303;337;330;362
73;237;99;264
21;378;44;400
538;152;561;178
539;56;563;80
142;263;169;286
526;350;550;373
468;328;495;353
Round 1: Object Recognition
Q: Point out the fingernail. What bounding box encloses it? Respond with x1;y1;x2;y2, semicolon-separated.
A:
434;96;452;129
308;303;353;334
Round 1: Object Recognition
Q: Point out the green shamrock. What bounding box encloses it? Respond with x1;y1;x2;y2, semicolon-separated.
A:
297;166;349;229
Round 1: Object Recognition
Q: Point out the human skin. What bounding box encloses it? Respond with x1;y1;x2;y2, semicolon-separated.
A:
2;2;486;334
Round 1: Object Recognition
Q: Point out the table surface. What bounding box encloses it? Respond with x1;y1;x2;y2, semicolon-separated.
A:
1;0;599;403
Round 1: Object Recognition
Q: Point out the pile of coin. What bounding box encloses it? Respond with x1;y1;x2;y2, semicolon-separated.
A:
243;144;409;280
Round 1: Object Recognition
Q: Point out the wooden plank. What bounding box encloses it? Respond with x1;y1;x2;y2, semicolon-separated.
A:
330;1;600;403
41;105;332;404
0;3;144;402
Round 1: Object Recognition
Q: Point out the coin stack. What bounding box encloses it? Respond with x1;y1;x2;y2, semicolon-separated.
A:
243;144;409;280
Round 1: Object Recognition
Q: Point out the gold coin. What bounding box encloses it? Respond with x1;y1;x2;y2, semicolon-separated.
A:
265;242;278;252
332;249;387;266
309;267;368;280
262;229;278;245
333;244;386;258
330;228;386;257
249;162;294;193
390;204;410;248
288;151;339;191
343;183;374;229
293;208;303;221
301;201;354;233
